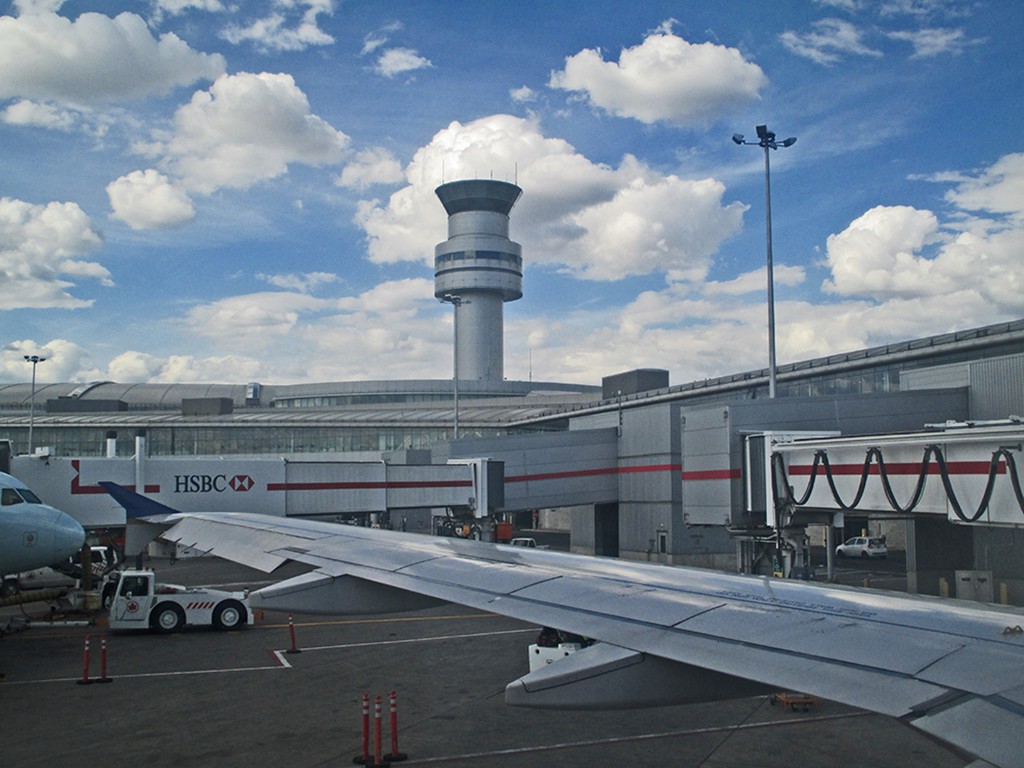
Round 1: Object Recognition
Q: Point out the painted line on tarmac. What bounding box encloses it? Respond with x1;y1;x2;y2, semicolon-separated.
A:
4;627;535;684
259;612;503;629
4;663;287;686
282;627;536;654
396;711;874;764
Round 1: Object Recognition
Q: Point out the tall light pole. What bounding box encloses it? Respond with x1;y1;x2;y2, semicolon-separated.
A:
733;125;796;399
23;354;46;454
438;293;465;439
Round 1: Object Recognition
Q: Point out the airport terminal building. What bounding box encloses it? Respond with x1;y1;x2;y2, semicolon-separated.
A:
2;182;1022;604
2;318;1023;605
1;320;1021;460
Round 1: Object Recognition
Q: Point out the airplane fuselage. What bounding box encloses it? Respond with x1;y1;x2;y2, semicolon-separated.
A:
1;472;85;574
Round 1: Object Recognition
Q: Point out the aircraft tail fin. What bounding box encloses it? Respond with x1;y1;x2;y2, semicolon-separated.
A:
99;482;180;520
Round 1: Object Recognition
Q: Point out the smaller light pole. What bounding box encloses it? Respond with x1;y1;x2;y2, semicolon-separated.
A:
732;125;796;399
438;294;464;439
24;354;47;454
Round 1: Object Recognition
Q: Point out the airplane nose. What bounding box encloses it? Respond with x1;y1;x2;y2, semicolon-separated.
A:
50;510;86;562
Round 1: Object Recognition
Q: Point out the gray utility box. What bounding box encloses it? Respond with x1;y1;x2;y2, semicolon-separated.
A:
956;570;994;603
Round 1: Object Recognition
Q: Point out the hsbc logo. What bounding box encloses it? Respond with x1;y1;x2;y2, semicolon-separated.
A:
229;475;254;492
174;474;255;493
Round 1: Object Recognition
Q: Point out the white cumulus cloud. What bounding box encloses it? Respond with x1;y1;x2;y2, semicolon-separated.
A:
1;338;99;383
184;290;333;348
107;169;196;230
157;72;350;195
1;99;77;130
337;147;405;190
549;21;766;127
105;349;265;383
823;192;1024;318
0;197;109;309
944;153;1024;216
0;6;225;106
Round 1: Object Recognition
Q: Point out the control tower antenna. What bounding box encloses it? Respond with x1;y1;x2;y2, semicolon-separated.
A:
434;179;523;382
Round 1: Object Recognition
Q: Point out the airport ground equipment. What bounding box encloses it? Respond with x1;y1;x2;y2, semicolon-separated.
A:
769;691;819;712
107;569;252;633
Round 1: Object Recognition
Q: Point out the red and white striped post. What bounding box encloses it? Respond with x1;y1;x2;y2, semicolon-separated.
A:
387;690;407;762
286;614;301;654
77;635;92;685
98;635;113;683
353;693;370;765
373;695;383;767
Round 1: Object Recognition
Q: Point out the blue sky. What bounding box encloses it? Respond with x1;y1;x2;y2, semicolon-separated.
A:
1;0;1022;386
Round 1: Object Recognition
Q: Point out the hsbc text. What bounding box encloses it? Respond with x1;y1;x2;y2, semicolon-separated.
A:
174;474;255;493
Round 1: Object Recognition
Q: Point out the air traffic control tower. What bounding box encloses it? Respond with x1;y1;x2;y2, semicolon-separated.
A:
434;179;523;381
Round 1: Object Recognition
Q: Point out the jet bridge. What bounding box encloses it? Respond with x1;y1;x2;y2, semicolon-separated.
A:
743;420;1024;585
765;420;1024;528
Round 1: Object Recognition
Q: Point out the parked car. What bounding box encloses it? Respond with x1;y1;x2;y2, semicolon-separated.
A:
835;536;887;559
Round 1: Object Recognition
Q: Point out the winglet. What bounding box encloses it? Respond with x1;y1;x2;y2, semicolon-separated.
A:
99;481;181;520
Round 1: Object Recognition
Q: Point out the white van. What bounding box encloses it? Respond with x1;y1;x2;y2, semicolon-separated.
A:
2;546;119;596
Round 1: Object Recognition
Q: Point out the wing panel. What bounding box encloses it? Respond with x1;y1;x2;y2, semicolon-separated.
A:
397;556;563;596
300;538;445;571
511;576;724;627
919;644;1024;696
676;601;960;677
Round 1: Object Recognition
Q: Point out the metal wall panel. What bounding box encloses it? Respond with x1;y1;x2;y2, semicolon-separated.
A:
966;354;1024;420
618;404;680;557
680;407;733;526
443;428;620;510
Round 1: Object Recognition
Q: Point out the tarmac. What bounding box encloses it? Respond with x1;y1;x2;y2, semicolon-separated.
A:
1;555;970;768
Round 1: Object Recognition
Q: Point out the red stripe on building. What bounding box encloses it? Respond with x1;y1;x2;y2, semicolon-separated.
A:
267;480;474;492
788;461;1005;476
681;468;742;481
505;464;680;483
70;460;160;495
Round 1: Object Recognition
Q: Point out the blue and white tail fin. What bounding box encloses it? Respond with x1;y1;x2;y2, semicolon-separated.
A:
99;482;180;520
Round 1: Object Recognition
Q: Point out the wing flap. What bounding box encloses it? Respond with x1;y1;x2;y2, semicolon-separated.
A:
918;644;1024;697
505;643;770;709
161;515;315;572
912;696;1024;768
250;571;444;615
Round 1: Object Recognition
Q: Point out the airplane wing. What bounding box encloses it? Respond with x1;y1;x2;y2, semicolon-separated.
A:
107;486;1024;768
